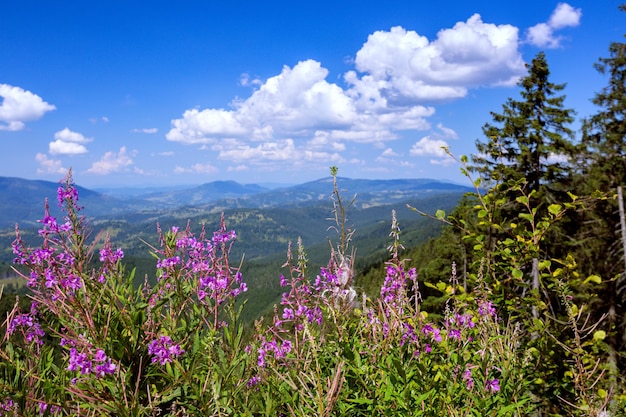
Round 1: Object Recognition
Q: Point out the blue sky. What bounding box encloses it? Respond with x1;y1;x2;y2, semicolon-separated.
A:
1;1;623;188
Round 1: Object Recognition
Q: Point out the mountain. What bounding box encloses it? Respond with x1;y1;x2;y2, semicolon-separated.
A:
0;175;472;321
0;176;473;228
197;177;473;209
138;181;269;206
0;177;122;227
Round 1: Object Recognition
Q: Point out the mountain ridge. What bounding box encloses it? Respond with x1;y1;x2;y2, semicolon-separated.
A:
0;175;473;227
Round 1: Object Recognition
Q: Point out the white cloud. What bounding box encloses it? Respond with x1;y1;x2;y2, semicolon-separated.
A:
410;136;449;157
49;128;92;155
167;60;434;149
86;146;133;174
49;141;88;155
527;3;582;48
54;128;91;143
381;148;399;157
35;153;67;174
174;162;218;174
437;123;458;139
351;15;525;102
549;3;582;29
240;73;262;87
166;13;533;170
216;139;299;162
0;84;56;131
227;165;249;172
132;127;158;134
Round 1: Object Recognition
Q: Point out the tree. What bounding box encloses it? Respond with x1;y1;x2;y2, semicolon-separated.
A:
472;52;576;196
576;3;626;378
580;5;626;192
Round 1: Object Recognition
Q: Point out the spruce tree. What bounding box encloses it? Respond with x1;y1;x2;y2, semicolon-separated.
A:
580;5;626;191
472;52;576;195
577;3;626;376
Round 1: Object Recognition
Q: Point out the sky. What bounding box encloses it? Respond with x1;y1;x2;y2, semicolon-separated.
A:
1;1;624;189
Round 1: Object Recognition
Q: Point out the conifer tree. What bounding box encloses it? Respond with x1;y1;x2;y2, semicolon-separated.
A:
577;3;626;376
580;5;626;192
472;52;576;195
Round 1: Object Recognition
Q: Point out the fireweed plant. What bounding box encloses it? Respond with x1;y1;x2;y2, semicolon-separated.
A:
0;166;614;416
1;172;252;416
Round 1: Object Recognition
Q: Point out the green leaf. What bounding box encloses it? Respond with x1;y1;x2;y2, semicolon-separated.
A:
511;269;523;279
518;213;533;222
593;330;606;341
583;274;602;285
538;260;551;270
547;204;561;215
435;209;446;220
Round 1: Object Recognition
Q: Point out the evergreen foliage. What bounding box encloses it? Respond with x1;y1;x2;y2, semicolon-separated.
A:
473;51;576;196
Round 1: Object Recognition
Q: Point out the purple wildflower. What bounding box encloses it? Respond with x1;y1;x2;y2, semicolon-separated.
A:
148;335;184;365
478;300;497;318
99;246;124;263
448;328;461;340
8;310;45;346
486;378;500;393
67;345;116;378
247;375;261;387
57;185;79;207
463;368;474;390
0;398;17;415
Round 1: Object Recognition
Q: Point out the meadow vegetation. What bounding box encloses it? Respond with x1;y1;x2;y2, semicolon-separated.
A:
2;5;626;415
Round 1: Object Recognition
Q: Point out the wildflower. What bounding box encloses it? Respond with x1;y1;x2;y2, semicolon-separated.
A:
279;275;288;287
8;310;45;346
38;402;61;415
66;343;116;378
478;300;497;317
148;335;184;365
282;308;295;320
57;184;79;207
156;256;181;269
448;328;461;341
99;246;124;264
247;375;261;387
422;324;442;343
0;398;17;416
463;368;474;390
67;348;92;374
485;378;500;393
257;348;267;368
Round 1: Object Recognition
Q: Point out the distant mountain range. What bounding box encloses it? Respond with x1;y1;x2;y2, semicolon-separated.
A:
0;176;473;228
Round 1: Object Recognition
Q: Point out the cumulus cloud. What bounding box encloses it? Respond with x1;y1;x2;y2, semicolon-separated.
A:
49;128;92;155
410;136;449;157
35;153;67;174
166;13;539;172
350;15;525;102
227;165;249;172
87;146;134;174
527;3;582;48
167;60;437;148
437;123;459;139
132;127;158;134
381;148;399;157
0;84;56;131
174;162;219;174
240;73;262;87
